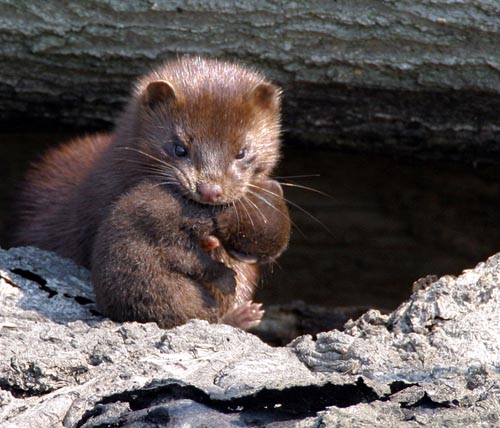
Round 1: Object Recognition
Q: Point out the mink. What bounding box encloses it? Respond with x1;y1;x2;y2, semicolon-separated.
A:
13;57;291;329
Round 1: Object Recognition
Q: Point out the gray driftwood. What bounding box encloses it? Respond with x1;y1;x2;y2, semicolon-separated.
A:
2;1;500;156
1;246;500;427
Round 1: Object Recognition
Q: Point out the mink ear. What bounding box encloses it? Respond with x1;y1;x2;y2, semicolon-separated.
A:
143;80;176;108
250;83;281;111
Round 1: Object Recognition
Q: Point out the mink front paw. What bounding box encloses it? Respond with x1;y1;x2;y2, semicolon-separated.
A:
203;262;236;295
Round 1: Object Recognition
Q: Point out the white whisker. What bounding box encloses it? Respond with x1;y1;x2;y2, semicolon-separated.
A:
237;198;255;228
278;182;332;199
249;183;330;234
242;194;267;224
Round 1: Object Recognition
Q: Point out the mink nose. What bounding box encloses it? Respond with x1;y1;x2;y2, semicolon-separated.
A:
196;183;223;203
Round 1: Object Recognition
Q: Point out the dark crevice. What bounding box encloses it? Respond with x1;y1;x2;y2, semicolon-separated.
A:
389;380;418;394
64;293;94;306
6;270;96;307
0;382;26;398
9;268;47;286
215;378;379;415
76;404;128;428
0;274;20;288
9;268;56;298
74;295;94;305
77;378;380;427
401;392;457;410
0;379;48;399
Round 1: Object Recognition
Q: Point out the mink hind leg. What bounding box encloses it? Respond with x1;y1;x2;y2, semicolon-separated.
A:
221;301;265;330
225;259;264;329
208;243;265;330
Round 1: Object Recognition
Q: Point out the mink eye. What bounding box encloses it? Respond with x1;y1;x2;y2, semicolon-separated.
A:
235;148;246;160
174;144;188;157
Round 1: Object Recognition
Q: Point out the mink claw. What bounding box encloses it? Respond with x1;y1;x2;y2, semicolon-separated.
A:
220;300;265;330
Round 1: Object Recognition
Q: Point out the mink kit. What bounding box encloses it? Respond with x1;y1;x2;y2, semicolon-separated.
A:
13;57;291;330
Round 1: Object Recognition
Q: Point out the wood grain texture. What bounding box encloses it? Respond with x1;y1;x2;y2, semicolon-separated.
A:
2;0;500;154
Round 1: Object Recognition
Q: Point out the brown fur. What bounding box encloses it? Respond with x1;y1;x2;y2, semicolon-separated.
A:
215;179;290;262
13;57;290;329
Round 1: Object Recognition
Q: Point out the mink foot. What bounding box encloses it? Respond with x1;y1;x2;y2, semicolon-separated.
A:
221;300;264;330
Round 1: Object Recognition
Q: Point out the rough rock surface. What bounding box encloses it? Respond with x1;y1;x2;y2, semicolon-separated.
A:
2;1;500;155
1;246;500;427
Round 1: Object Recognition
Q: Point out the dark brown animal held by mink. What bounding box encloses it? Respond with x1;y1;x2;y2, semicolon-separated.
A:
13;57;291;330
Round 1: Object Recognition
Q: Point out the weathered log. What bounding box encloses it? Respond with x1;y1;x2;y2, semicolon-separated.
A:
2;1;500;156
2;246;500;427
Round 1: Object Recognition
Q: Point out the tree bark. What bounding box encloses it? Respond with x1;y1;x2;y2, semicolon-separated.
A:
2;0;500;156
3;246;500;427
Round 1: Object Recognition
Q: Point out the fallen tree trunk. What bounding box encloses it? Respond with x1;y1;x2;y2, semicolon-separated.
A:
2;246;500;427
2;1;500;156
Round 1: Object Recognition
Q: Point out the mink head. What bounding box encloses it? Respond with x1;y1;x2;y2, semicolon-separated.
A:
122;57;282;206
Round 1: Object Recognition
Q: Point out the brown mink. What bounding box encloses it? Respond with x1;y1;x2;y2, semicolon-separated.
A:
13;57;291;330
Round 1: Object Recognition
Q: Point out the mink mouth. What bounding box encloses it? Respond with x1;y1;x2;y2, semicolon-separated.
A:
186;189;237;207
191;197;232;207
183;191;232;208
